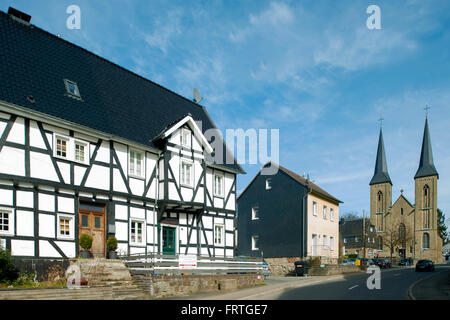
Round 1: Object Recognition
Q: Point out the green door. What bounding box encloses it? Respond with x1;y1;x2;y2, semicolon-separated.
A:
162;227;176;255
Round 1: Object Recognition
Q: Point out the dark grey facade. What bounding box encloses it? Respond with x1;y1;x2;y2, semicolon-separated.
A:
237;162;341;258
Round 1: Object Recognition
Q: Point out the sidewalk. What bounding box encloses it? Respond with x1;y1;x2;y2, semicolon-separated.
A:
166;274;348;300
408;266;450;300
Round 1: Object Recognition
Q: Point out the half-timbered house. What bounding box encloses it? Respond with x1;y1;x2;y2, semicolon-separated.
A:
0;8;244;261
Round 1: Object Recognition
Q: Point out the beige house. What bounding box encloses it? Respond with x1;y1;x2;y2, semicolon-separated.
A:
307;192;340;263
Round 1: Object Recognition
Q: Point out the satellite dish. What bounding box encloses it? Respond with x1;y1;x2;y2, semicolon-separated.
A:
193;88;203;104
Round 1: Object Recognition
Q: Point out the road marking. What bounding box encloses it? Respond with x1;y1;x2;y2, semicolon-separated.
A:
348;285;359;290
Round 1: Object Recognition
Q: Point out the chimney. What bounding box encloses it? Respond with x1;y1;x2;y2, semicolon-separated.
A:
8;7;32;24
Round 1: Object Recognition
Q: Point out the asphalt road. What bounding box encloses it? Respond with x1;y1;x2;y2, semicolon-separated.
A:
273;266;449;300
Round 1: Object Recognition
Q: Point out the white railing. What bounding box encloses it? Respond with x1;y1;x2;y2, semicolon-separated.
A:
120;253;264;275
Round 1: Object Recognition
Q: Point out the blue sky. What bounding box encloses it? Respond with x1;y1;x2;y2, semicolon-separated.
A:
2;0;449;227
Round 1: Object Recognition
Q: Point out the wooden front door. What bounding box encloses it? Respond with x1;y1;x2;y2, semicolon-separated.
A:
162;226;176;255
79;207;105;258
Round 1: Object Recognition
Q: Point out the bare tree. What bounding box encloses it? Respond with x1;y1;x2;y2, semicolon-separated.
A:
382;219;413;260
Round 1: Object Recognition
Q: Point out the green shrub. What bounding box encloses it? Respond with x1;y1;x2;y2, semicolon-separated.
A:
0;248;19;283
308;256;322;266
79;234;93;250
106;236;118;251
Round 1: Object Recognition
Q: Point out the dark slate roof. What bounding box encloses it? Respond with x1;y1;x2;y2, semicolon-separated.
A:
369;127;392;185
237;161;342;204
339;219;375;237
0;10;244;174
415;118;438;179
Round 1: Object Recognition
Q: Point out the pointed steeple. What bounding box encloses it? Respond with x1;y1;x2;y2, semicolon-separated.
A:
415;117;438;179
370;127;392;185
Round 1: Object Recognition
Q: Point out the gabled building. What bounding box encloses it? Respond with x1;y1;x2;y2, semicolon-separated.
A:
369;118;443;262
339;219;377;258
0;8;244;261
237;162;342;263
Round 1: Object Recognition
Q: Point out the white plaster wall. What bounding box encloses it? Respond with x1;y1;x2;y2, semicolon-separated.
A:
6;117;24;144
30;152;59;182
11;239;34;256
0;146;25;176
16;210;34;237
85;165;109;190
58;196;74;213
29;120;46;149
16;190;33;208
39;214;55;238
115;221;128;241
74;166;87;185
55;241;76;258
38;193;55;212
0;189;13;206
115;204;128;220
39;240;60;258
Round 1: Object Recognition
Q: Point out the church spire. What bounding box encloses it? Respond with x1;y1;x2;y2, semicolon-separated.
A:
415;117;438;179
370;126;392;185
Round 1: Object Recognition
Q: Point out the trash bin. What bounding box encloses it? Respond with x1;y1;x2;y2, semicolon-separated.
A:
294;261;309;276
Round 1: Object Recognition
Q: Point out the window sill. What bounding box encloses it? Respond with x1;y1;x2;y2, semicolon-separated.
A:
180;183;194;189
57;235;74;241
0;232;14;237
213;193;224;198
129;173;146;181
130;242;146;248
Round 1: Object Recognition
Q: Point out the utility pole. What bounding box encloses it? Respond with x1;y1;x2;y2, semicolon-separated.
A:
363;210;366;262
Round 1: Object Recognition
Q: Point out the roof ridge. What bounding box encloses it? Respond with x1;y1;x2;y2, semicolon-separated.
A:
0;10;206;112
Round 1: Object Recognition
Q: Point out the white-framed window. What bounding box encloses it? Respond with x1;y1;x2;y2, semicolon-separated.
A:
330;236;334;251
181;128;191;148
252;206;259;220
323;235;328;248
330;208;334;221
323;206;328;219
180;159;194;187
0;208;14;236
252;235;259;250
355;237;359;242
312;201;318;216
214;224;224;246
53;134;90;165
54;135;69;159
64;79;81;98
129;149;145;178
57;214;74;239
265;178;272;190
74;140;89;165
214;173;224;197
344;238;347;244
0;238;6;250
130;220;145;246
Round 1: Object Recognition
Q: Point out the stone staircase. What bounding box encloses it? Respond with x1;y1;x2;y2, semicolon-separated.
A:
0;258;151;300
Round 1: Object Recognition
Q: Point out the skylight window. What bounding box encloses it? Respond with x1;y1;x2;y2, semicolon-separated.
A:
64;79;81;98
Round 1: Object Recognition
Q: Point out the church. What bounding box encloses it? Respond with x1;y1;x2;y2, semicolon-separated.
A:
369;116;442;263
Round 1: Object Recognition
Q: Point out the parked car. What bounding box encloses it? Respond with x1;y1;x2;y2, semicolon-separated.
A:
399;258;410;266
360;258;375;266
374;258;391;268
415;259;435;272
262;260;271;277
342;258;356;265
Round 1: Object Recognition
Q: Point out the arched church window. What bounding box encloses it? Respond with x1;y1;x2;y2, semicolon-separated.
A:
377;191;383;212
422;233;430;249
398;223;406;246
377;236;383;250
423;210;430;229
423;185;430;208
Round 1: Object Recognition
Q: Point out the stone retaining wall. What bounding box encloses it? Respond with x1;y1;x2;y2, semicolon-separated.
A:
133;273;265;299
309;265;364;276
264;257;340;276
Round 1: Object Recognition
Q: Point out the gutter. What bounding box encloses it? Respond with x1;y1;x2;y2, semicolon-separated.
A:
303;183;313;258
0;100;161;155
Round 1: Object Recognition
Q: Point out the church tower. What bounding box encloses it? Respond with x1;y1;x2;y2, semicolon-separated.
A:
370;126;392;233
414;117;441;260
